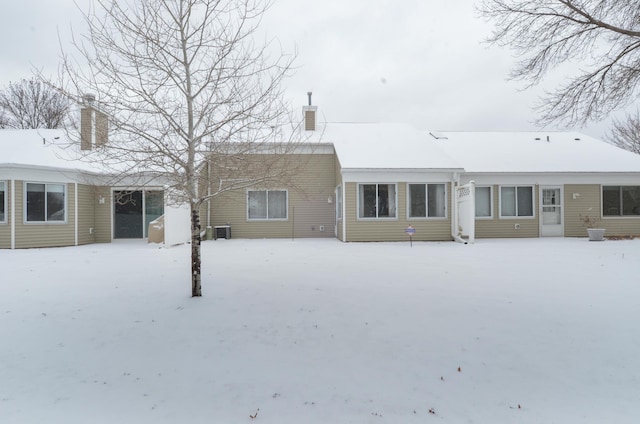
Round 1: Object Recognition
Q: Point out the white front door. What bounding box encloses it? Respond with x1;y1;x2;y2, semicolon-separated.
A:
540;187;563;237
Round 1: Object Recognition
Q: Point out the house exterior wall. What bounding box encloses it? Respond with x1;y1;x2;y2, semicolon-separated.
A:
0;180;11;248
77;184;97;245
93;186;112;243
14;180;76;248
342;181;453;242
564;184;599;237
210;153;336;239
564;184;640;237
475;185;540;238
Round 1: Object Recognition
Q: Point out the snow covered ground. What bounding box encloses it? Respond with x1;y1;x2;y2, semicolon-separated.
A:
1;238;639;423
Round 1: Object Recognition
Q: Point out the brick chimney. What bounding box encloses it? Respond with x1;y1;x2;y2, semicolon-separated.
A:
80;94;108;150
302;91;317;131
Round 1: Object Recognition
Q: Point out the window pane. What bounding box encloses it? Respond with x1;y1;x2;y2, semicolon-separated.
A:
359;184;376;218
501;187;516;216
268;190;286;219
409;184;426;217
387;184;396;217
0;182;5;221
427;184;445;217
475;186;491;217
144;191;164;237
47;185;65;221
602;186;620;216
517;186;533;216
248;191;267;219
622;186;640;216
377;184;391;217
26;183;46;222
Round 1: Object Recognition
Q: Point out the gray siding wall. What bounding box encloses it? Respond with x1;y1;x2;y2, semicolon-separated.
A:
209;154;336;239
77;184;97;245
343;182;452;242
564;184;640;237
475;185;540;238
94;186;112;243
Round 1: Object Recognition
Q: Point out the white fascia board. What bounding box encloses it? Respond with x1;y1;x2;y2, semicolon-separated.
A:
0;165;104;184
459;172;640;186
341;168;464;183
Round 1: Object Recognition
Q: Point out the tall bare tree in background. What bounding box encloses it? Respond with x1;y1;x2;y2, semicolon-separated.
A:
58;0;298;296
606;111;640;154
0;78;70;129
478;0;640;139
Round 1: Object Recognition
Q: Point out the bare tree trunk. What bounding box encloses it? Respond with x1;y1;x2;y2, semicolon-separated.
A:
191;204;202;297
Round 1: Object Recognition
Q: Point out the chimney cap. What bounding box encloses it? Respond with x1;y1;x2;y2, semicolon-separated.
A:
307;91;312;106
83;93;96;106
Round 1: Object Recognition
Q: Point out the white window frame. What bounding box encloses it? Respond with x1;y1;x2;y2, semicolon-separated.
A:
406;183;448;219
357;183;398;220
24;182;68;224
335;185;343;220
246;189;288;221
499;185;535;219
0;181;6;224
475;186;493;219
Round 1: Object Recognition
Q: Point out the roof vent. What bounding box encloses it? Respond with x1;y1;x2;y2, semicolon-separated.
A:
429;131;448;140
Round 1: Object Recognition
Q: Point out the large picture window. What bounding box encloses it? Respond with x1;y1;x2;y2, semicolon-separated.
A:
358;184;397;218
25;183;66;222
0;181;5;222
408;183;446;218
475;186;492;218
500;186;533;217
603;186;640;216
248;190;287;220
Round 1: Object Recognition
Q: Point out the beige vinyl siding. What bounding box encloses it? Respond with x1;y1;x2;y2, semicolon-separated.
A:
0;181;10;248
564;184;640;237
343;182;452;242
210;154;336;239
564;184;599;237
14;181;76;248
77;184;97;245
475;185;539;238
94;186;112;243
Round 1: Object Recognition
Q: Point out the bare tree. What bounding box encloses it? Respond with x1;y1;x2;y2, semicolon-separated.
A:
58;0;298;296
478;0;640;127
0;78;70;129
606;111;640;154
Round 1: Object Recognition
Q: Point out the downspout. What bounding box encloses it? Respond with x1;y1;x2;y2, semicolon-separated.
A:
451;172;467;244
10;179;15;249
342;181;347;242
74;183;79;246
207;160;211;229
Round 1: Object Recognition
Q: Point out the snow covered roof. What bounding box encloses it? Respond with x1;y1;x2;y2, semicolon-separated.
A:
0;129;99;173
315;122;463;170
435;131;640;174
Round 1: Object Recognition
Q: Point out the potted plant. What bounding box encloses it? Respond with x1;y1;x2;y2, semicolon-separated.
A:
580;214;606;241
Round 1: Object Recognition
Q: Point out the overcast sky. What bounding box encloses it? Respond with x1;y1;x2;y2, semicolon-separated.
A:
0;0;616;138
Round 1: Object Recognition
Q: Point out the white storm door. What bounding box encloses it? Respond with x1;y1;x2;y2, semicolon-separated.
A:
540;187;563;236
